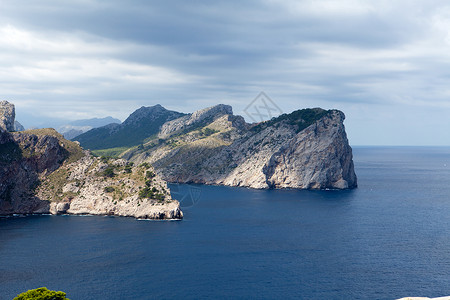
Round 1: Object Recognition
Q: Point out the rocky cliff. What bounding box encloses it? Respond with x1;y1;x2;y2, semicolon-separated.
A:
36;154;182;219
0;103;182;219
123;105;357;190
0;101;15;132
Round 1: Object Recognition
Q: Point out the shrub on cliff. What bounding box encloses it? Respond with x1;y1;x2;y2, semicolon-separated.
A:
102;166;115;178
14;287;70;300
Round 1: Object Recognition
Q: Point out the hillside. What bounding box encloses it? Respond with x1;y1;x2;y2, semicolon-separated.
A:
74;104;185;151
57;116;121;139
121;105;357;190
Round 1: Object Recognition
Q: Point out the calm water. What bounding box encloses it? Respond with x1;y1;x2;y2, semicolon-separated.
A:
1;147;450;299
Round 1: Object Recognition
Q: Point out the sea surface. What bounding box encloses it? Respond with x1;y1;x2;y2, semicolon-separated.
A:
1;147;450;299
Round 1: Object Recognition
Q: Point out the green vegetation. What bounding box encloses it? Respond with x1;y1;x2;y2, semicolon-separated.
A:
39;168;69;200
104;186;115;193
201;127;219;136
139;162;150;169
14;287;70;300
91;146;130;158
251;108;330;133
124;164;132;173
102;166;116;178
139;186;165;201
137;175;166;200
146;171;155;179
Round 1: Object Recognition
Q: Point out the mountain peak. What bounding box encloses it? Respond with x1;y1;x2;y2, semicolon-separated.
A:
123;104;171;126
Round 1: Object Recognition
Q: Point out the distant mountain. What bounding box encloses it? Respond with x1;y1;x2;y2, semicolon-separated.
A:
58;116;121;139
62;129;84;140
74;105;186;150
68;116;121;128
14;120;25;131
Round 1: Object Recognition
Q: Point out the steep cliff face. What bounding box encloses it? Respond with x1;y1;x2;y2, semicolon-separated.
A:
0;129;72;214
36;155;182;219
0;101;15;132
124;106;357;190
262;110;356;189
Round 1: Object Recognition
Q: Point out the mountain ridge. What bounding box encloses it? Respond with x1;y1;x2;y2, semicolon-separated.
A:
115;104;357;190
74;105;186;150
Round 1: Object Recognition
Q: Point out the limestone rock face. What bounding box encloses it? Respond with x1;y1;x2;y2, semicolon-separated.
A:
38;155;183;219
262;111;356;189
128;107;357;190
0;101;15;132
159;104;233;139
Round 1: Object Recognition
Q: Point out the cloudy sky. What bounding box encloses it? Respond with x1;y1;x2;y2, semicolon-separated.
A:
1;0;450;145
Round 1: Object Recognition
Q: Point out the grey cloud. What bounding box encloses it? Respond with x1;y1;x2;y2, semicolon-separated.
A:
2;0;450;144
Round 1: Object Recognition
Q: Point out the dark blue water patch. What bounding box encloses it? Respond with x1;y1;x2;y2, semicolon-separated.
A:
1;147;450;299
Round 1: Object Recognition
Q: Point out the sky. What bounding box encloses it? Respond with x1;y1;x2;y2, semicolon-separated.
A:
1;0;450;145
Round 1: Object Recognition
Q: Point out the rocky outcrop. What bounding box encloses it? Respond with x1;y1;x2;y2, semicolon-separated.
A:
125;106;357;190
262;110;356;189
0;125;182;219
38;155;182;219
0;129;71;215
159;104;234;138
0;101;15;132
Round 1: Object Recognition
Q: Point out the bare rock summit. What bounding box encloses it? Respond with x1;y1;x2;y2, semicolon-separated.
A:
0;101;15;132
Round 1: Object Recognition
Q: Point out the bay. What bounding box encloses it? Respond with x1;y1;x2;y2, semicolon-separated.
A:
1;147;450;299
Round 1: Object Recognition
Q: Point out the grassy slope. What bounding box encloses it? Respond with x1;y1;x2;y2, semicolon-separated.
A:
251;108;330;133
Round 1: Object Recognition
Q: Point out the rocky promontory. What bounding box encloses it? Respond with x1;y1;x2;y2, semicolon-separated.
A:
121;105;357;190
0;101;182;219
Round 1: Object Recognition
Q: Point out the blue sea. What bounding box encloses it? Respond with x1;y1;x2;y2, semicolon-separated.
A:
1;147;450;299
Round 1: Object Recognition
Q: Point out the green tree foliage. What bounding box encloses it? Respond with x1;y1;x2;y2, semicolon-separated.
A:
104;186;115;193
124;165;132;173
100;156;110;163
138;185;165;201
202;127;218;136
102;166;115;178
139;162;150;169
14;287;70;300
251;108;330;133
